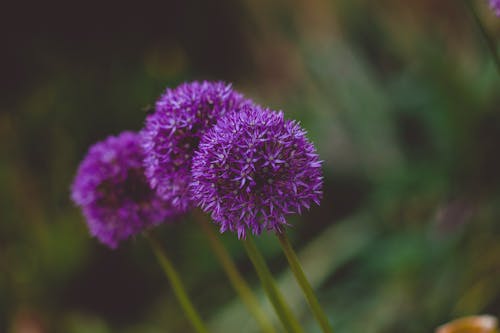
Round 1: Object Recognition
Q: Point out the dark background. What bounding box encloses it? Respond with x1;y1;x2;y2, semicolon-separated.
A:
1;0;500;332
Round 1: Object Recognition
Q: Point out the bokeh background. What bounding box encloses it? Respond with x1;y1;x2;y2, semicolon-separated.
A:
1;0;500;332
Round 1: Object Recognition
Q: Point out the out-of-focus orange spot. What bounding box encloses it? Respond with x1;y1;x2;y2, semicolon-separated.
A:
10;309;45;333
436;315;498;333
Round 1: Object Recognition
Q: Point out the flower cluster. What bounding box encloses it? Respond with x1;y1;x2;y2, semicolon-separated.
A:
72;81;323;246
71;132;179;248
491;0;500;16
142;81;250;212
190;105;323;238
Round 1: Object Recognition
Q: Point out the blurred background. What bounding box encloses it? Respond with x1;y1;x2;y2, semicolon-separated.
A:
1;0;500;332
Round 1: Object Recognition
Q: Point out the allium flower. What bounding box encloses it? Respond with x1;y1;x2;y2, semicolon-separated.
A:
141;81;250;212
491;0;500;16
190;105;323;238
71;131;179;248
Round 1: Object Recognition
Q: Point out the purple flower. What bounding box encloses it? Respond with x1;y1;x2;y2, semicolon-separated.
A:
190;105;323;238
71;131;179;248
491;0;500;16
141;81;250;212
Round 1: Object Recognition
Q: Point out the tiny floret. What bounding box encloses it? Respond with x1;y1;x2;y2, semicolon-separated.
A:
142;81;251;212
190;105;323;238
71;131;179;248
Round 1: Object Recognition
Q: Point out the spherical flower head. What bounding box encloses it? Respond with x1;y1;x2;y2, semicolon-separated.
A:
71;131;179;248
190;105;323;239
141;81;251;212
491;0;500;16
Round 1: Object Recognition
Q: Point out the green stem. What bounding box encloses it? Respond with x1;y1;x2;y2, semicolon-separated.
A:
277;232;334;333
147;233;209;333
463;0;500;75
242;236;305;333
196;215;277;333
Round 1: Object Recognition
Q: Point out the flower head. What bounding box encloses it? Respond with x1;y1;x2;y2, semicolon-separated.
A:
71;131;179;248
491;0;500;16
142;81;251;212
190;105;323;238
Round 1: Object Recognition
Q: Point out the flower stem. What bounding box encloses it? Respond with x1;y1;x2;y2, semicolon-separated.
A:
242;236;304;333
196;214;277;333
277;232;333;333
463;0;500;75
146;233;209;333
